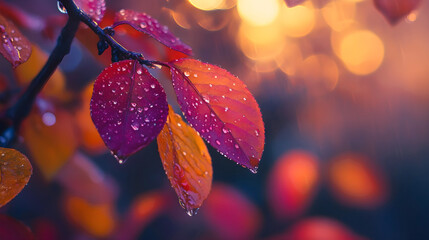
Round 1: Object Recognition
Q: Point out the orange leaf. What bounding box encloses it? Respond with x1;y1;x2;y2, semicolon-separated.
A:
76;83;106;154
267;150;319;219
0;14;31;68
329;153;387;208
14;45;71;102
64;194;116;238
21;100;78;179
0;148;32;207
157;105;212;215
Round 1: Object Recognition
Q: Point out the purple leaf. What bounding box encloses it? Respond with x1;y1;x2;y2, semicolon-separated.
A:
284;0;306;7
0;14;31;68
75;0;106;23
114;9;192;56
90;60;168;163
169;59;265;173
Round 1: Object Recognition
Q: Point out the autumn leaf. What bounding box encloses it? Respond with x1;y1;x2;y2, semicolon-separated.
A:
203;184;261;240
76;83;107;154
64;194;116;238
0;148;32;207
0;215;34;240
284;0;306;7
374;0;421;24
329;153;387;208
114;9;192;55
157;105;212;215
169;58;264;172
21;99;78;179
74;0;106;23
0;13;31;68
14;45;71;102
90;60;168;163
267;150;319;219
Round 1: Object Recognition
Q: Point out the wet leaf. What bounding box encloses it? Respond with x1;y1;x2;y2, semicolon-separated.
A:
115;9;192;55
329;153;387;208
75;0;106;23
90;60;168;162
284;0;306;7
169;58;264;172
76;83;107;154
374;0;421;24
56;152;118;204
0;214;34;240
203;184;261;240
267;150;319;219
21;99;78;179
114;192;166;240
0;14;31;68
14;45;71;102
157;106;212;215
0;148;32;207
64;194;116;238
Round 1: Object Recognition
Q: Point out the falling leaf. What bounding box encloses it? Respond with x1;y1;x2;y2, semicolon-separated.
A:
56;152;118;204
284;0;306;7
114;192;166;240
169;58;265;172
0;14;31;68
203;184;261;240
64;194;116;238
76;83;107;154
0;214;34;240
90;60;168;163
0;148;32;207
157;105;212;215
14;44;71;102
374;0;421;24
267;150;319;218
75;0;106;23
21;99;78;179
329;153;387;208
114;9;192;55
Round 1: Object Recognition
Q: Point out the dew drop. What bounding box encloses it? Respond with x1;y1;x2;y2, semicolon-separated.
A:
131;122;139;131
222;127;228;134
234;144;239;149
215;140;221;145
131;102;137;107
224;107;229;112
186;208;199;216
255;129;260;137
193;73;198;77
57;1;67;14
150;84;156;89
137;69;142;75
184;71;190;77
140;22;147;28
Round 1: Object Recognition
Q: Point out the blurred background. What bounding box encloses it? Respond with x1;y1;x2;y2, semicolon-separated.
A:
1;0;429;239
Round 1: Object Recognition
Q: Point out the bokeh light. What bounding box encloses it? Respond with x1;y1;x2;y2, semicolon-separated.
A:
188;0;224;11
280;3;315;37
237;0;280;26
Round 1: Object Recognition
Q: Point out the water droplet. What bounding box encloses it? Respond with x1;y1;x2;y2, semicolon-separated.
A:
203;97;210;103
224;107;229;112
137;69;142;75
222;127;228;134
182;151;187;156
131;122;139;131
215;140;221;145
184;71;190;77
131;102;137;107
234;144;239;149
57;1;67;13
255;130;260;137
150;84;155;89
162;25;169;33
42;112;56;126
186;208;199;216
177;123;182;127
140;22;147;28
193;73;198;77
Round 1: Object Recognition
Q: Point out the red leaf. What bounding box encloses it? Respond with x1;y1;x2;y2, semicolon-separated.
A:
267;150;319;219
0;14;31;68
284;0;306;7
0;148;32;207
114;9;192;55
0;215;34;240
374;0;421;24
90;60;168;162
203;184;261;240
157;106;212;215
169;59;264;172
75;0;106;23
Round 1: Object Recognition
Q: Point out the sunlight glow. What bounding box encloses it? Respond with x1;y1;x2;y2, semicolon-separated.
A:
237;0;280;26
188;0;224;11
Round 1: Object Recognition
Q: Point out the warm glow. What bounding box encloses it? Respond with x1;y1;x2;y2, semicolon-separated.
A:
339;30;384;75
322;0;356;32
237;0;280;26
280;3;315;37
296;54;339;93
189;0;224;11
276;41;303;76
